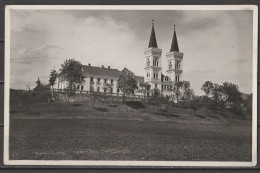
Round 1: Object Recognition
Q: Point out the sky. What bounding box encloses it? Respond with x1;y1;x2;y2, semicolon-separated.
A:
10;9;253;95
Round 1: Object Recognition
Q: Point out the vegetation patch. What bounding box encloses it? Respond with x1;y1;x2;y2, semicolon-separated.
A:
124;101;145;109
71;103;83;107
94;107;108;112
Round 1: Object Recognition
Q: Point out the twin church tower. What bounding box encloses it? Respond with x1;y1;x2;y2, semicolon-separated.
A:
144;20;184;95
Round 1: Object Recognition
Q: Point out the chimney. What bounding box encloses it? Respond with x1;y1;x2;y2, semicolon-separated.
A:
88;63;91;66
108;66;110;69
102;65;104;68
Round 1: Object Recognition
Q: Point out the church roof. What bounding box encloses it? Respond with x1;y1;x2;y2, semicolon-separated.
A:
148;20;158;48
82;65;121;77
135;76;144;83
170;25;179;52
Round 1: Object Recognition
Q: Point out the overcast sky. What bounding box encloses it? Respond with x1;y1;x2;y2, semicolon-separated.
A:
10;9;253;95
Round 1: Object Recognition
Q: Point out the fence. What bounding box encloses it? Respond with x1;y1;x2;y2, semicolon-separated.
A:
53;89;150;103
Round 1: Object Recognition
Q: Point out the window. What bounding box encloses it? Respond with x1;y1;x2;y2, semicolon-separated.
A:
117;88;120;93
90;77;93;82
154;73;156;79
169;62;172;69
81;85;83;90
146;59;150;67
155;84;157;88
97;78;100;82
175;75;177;81
147;73;149;77
104;79;107;83
104;88;107;92
111;79;113;83
97;87;100;92
156;73;158;79
77;85;80;89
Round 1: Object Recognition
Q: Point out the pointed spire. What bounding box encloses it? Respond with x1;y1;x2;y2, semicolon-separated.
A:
170;24;179;52
148;19;158;48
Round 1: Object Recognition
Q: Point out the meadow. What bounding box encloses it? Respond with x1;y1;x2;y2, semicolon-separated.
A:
9;96;252;161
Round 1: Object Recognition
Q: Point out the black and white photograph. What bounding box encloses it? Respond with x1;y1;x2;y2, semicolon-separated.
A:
4;5;258;166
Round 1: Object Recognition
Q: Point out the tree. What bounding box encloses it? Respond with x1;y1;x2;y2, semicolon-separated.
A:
91;91;101;109
163;95;170;111
34;77;43;90
201;81;214;115
190;94;201;116
221;81;242;110
149;88;161;113
117;70;138;103
211;84;223;112
173;81;183;102
49;69;57;95
180;81;194;108
173;81;193;108
201;95;211;116
59;59;85;102
201;81;223;113
201;81;214;96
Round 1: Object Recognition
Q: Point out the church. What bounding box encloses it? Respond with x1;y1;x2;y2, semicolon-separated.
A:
55;21;184;97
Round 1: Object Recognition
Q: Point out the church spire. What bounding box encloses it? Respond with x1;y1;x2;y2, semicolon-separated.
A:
170;25;179;52
148;19;158;48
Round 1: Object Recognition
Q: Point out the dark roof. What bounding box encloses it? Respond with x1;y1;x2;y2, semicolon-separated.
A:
82;65;121;77
135;76;144;83
148;21;158;48
170;26;179;52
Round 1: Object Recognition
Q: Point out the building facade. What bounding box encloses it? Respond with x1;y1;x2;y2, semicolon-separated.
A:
144;21;184;96
55;21;184;97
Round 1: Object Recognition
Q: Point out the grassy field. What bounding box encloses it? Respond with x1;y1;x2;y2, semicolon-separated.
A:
9;99;252;161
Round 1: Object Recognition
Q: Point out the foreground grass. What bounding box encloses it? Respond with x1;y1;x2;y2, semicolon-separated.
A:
9;101;252;161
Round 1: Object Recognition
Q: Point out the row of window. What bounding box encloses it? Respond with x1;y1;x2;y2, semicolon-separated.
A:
168;61;181;70
162;85;172;90
95;86;120;93
146;72;159;79
90;77;114;84
164;76;169;81
146;59;159;67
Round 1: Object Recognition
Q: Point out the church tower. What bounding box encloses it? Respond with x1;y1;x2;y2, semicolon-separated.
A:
144;20;162;91
166;25;184;84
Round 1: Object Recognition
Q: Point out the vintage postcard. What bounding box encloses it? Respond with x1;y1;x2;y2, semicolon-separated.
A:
4;5;258;167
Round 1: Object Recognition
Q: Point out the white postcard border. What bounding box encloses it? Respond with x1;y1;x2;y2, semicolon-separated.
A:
4;5;258;167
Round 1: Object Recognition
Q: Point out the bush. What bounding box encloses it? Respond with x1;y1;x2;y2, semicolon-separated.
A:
10;89;52;105
124;101;145;109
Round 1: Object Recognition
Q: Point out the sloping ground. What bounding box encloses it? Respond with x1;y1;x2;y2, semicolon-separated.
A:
9;101;252;161
10;101;251;126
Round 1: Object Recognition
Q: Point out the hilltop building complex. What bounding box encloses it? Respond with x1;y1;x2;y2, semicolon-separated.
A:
55;21;184;97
